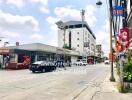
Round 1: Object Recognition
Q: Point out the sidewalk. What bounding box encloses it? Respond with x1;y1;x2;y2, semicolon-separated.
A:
92;68;132;100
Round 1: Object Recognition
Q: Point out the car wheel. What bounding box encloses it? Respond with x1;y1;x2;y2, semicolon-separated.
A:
32;70;35;73
42;69;45;73
54;67;56;70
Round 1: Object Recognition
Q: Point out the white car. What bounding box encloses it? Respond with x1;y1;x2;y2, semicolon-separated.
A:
104;60;109;64
75;59;87;66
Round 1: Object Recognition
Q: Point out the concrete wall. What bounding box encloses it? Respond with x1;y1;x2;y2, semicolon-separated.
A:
71;56;78;64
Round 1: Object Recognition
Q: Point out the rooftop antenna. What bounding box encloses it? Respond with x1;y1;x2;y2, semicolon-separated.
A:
81;9;85;22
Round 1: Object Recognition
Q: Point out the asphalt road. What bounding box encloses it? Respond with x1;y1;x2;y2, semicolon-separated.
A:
0;63;110;100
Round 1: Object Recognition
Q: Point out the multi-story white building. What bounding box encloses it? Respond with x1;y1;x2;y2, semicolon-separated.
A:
57;21;96;58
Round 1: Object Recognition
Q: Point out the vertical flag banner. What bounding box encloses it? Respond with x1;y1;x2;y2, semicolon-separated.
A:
120;28;130;49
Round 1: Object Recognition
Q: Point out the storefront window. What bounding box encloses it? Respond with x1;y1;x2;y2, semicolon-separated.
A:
9;54;15;63
18;54;24;63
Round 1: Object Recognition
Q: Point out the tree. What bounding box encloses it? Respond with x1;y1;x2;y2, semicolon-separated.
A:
63;43;70;49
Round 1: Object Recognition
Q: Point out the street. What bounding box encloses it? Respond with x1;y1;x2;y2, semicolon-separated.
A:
0;64;110;100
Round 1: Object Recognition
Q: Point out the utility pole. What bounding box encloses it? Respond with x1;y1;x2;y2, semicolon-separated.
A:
81;9;85;22
109;0;115;82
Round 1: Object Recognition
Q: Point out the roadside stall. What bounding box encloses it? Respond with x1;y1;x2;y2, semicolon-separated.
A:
0;48;31;69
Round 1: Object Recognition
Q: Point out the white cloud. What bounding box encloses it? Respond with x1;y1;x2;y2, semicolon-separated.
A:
44;25;58;46
1;30;20;38
102;19;109;30
46;17;60;25
5;0;25;8
29;33;44;40
30;0;50;15
54;6;80;22
0;0;2;3
30;0;48;6
0;27;25;47
0;10;39;33
40;6;50;14
0;10;40;46
53;4;97;27
85;5;97;27
96;19;110;56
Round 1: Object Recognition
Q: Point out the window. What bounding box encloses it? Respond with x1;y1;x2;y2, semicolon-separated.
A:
88;34;90;38
77;32;79;34
85;31;87;35
85;37;87;41
77;44;79;47
77;38;79;40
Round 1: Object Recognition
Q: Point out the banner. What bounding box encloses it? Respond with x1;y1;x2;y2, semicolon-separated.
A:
120;28;130;49
115;40;123;52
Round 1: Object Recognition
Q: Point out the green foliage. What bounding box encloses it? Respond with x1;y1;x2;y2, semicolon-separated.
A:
123;57;132;82
63;43;70;49
124;72;132;81
117;82;126;93
117;67;120;75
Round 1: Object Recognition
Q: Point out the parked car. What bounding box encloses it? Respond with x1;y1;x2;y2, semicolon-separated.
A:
75;59;87;66
104;60;109;64
29;61;56;73
81;59;87;66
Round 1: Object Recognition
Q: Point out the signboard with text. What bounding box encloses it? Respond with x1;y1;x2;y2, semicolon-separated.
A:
0;49;10;54
112;6;124;16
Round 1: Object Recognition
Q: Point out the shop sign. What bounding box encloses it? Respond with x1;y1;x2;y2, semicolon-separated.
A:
0;49;10;53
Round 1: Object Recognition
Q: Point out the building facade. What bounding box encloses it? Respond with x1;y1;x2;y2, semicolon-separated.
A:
0;43;79;69
95;44;104;62
96;44;102;58
57;21;96;58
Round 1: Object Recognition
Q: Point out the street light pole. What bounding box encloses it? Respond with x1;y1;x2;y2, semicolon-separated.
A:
109;0;115;82
96;0;115;81
109;13;115;81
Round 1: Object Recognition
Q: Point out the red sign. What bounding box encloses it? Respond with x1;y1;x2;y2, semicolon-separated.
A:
112;10;123;15
109;53;115;62
120;28;130;49
115;40;123;52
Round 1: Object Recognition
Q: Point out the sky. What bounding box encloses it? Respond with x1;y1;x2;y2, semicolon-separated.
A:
0;0;110;56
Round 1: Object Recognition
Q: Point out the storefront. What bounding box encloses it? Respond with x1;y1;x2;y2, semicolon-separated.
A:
0;49;33;69
0;43;79;69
